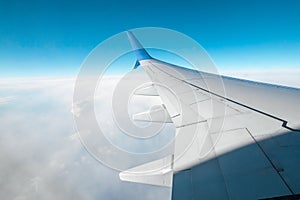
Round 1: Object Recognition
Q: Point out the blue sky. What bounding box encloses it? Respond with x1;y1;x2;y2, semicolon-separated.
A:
0;0;300;77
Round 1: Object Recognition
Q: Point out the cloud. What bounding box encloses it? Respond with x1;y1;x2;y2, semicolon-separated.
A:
0;77;170;200
1;70;299;200
0;96;15;104
220;68;300;88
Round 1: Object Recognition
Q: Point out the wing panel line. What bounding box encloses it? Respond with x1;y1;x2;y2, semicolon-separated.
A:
245;128;294;194
148;62;300;132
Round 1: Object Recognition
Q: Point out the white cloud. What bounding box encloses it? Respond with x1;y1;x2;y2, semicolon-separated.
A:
0;77;170;200
0;96;15;104
220;68;300;88
1;70;299;200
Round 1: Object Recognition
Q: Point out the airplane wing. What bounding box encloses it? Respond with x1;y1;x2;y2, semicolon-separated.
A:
120;31;300;199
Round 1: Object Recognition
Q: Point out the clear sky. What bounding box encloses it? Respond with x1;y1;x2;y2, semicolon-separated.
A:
0;0;300;77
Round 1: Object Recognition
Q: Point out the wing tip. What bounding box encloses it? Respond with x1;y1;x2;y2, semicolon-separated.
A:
126;30;152;61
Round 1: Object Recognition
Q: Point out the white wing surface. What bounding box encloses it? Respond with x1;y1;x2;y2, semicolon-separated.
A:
120;31;300;200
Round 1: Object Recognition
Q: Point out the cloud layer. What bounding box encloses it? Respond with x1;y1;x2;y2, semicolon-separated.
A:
1;70;299;200
0;77;170;200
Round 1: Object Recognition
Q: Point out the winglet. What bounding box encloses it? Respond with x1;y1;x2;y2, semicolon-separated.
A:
126;31;152;62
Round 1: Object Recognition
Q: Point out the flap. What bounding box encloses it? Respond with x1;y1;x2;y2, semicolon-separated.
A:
133;104;172;123
119;155;173;187
134;84;159;96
